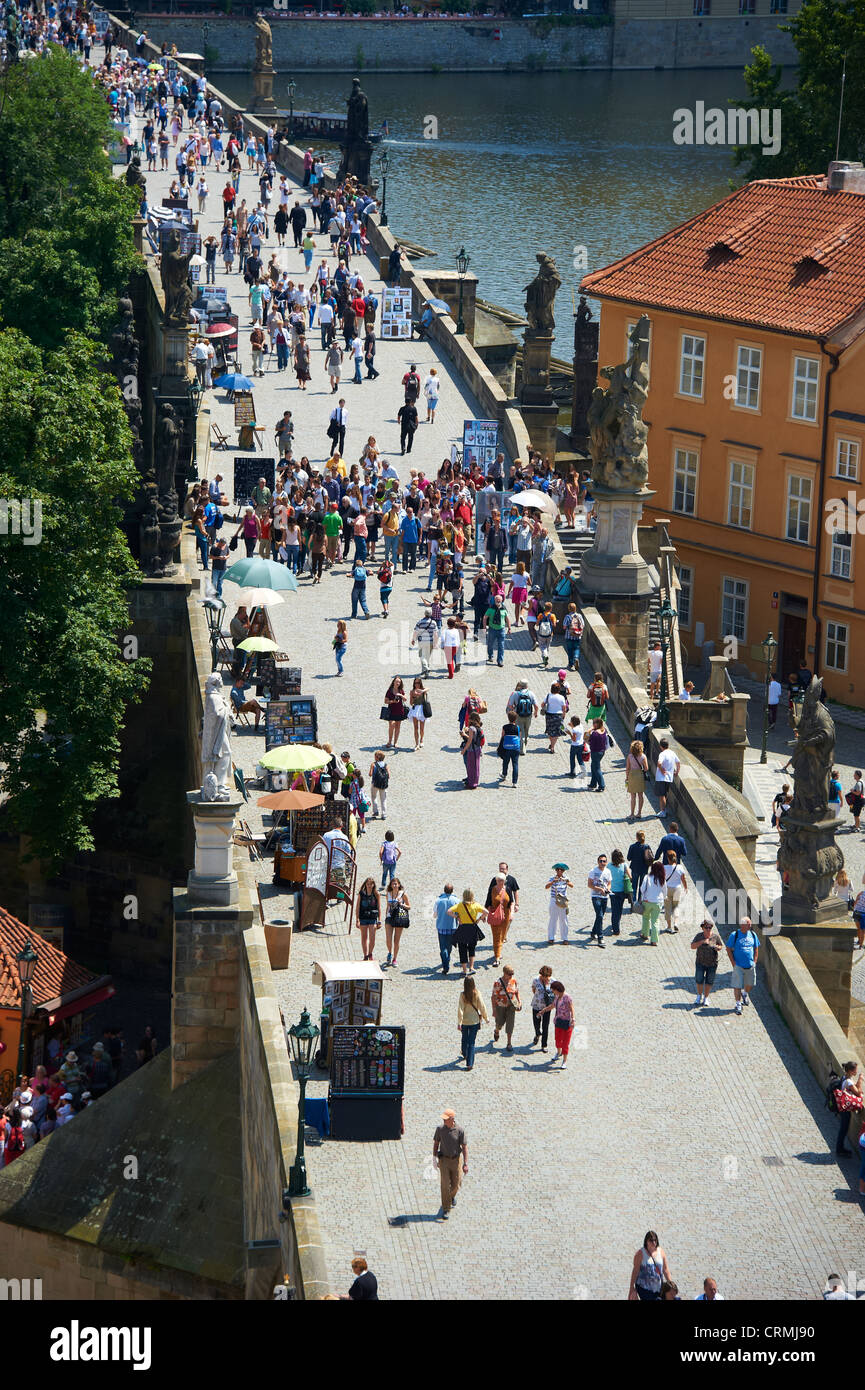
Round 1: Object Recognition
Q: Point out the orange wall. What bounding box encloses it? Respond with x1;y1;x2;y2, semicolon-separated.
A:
596;301;865;702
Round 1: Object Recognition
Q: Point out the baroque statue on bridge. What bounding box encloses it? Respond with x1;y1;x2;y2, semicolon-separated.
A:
587;315;650;492
254;13;273;69
777;679;844;916
346;77;369;143
200;673;233;802
523;252;561;335
160;228;193;328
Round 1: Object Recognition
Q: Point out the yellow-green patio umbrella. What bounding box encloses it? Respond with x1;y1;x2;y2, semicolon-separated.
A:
259;745;331;772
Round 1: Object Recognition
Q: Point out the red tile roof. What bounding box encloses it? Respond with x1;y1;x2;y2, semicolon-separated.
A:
0;904;99;1009
580;175;865;339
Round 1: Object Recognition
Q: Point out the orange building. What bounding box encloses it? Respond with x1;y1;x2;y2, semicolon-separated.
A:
581;162;865;703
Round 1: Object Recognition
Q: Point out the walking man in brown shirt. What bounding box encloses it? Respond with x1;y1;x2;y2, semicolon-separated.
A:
433;1108;468;1221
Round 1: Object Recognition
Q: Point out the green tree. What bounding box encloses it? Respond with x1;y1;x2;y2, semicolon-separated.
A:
0;333;150;865
733;0;865;180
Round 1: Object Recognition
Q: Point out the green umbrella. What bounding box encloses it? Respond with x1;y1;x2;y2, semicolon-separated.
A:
237;636;280;653
224;557;298;591
552;862;570;870
260;745;331;772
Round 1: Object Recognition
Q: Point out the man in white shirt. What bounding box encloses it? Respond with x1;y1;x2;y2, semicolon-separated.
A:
767;675;782;727
655;737;680;819
587;854;612;948
317;298;335;351
648;641;663;699
677;681;695;701
322;823;352;879
694;1278;725;1301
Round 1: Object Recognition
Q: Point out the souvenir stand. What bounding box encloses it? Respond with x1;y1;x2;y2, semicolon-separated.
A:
328;1024;405;1141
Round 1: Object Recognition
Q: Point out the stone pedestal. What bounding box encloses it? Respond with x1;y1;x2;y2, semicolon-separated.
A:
337;138;373;186
519;331;559;459
579;485;656;597
186;791;244;906
587;592;652;674
782;920;856;1032
780;811;847;927
252;66;278;114
162;325;190;378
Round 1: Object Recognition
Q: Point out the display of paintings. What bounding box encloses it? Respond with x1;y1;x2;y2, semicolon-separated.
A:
381;287;412;341
462;418;499;475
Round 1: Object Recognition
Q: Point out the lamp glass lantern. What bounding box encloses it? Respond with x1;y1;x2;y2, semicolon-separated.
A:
455;246;470;335
378;149;390;226
15;939;38;1080
16;940;38;992
759;630;779;763
288;1006;319;1079
287;77;297;140
655;598;677;727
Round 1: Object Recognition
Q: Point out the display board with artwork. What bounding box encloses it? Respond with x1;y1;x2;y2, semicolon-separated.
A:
462;418;500;476
265;697;318;748
380;287;412;340
330;1025;404;1096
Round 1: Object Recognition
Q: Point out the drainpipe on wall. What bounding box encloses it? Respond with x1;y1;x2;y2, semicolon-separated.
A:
812;339;840;678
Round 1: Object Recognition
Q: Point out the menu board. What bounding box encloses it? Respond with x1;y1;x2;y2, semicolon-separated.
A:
265;696;317;748
463;419;500;476
330;1025;404;1096
380;287;412;340
234;393;256;427
233;455;275;505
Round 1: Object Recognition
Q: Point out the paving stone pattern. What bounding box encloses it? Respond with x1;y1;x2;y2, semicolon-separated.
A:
134;145;865;1300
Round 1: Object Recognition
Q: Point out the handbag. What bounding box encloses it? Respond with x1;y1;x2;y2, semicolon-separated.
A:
389;902;410;930
554;892;569;912
836;1089;864;1113
229;535;239;551
422;697;432;719
379;704;391;721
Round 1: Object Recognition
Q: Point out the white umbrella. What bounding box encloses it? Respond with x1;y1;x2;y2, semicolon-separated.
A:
511;489;557;515
240;587;285;608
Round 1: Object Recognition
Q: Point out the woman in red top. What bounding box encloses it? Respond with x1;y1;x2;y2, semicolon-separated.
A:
257;511;272;559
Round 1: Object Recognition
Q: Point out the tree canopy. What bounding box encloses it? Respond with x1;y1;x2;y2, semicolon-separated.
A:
0;50;150;864
733;0;865;180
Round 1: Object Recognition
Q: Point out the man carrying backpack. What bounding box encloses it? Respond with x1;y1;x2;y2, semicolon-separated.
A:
536;605;556;667
350;561;370;619
482;594;511;668
726;917;759;1016
562;604;584;671
508;680;538;754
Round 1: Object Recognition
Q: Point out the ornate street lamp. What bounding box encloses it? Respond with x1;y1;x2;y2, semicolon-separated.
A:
760;630;779;765
287;1007;319;1197
455;246;470;336
15;939;38;1082
287;77;297;143
201;20;209;75
655;598;676;728
378;148;390;227
201;596;226;671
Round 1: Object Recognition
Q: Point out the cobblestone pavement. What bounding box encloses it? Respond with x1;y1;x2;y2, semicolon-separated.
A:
134;148;865;1300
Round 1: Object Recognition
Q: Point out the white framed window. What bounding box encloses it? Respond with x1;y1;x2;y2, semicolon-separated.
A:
791;355;819;422
672;447;698;515
830;531;852;580
734;345;762;411
679;333;705;398
727;459;754;529
677;564;692;628
785;474;812;543
721;576;748;644
836;437;861;481
825;620;848;672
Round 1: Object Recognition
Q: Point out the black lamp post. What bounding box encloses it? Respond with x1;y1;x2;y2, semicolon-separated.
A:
287;1007;319;1197
655;598;676;728
202;596;226;670
378;148;390;227
760;630;779;765
455;245;470;336
187;375;204;465
15;940;38;1083
201;20;209;74
287;77;297;143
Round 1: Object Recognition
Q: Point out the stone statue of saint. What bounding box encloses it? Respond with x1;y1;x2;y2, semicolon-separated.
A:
523;252;562;335
155;402;180;505
125;155;147;197
777;678;844;913
200;673;233;802
587;315;650;491
254;13;273;70
575;295;593;328
346;77;369;143
160;228;193;328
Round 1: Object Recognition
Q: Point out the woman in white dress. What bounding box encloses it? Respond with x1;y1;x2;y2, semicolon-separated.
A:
408;676;429;749
423;368;440;423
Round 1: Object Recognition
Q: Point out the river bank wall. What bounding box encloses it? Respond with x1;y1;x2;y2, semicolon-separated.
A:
129;14;797;71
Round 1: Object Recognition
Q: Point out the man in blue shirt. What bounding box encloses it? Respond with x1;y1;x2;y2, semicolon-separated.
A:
656;822;686;864
434;883;459;974
399;509;420;572
726;917;759;1015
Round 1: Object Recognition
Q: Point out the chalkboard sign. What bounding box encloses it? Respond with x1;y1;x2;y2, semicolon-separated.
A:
257;658;301;698
233;456;275;505
330;1025;405;1097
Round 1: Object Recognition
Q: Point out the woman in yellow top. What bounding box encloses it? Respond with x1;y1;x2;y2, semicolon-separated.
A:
448;888;488;978
326;450;347;479
456;976;489;1071
382;504;400;568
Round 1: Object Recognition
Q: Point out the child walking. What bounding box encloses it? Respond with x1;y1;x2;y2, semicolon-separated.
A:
333;619;347;675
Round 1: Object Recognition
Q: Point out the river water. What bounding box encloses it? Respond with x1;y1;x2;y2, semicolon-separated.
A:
216;69;751;351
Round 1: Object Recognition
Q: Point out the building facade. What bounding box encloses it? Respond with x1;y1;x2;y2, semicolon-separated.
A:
582;165;865;703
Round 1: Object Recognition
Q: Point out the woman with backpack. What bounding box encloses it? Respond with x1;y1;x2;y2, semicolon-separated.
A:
846;770;865;831
586;673;609;724
383;878;410;969
377;559;393;617
460;711;485;789
627;830;653;906
3;1108;26;1167
536;604;556;667
368;751;390;819
496;714;521;788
